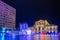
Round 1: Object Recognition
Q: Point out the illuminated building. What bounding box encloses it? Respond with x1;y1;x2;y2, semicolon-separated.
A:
29;19;58;40
32;20;50;33
18;20;59;40
19;23;28;31
0;1;16;29
32;20;58;34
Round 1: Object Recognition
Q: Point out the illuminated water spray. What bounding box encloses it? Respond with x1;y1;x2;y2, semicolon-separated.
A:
2;28;5;40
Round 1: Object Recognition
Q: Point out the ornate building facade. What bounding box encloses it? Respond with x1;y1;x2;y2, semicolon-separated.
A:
31;20;58;33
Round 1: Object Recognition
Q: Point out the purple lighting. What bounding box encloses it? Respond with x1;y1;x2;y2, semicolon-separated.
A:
19;23;28;31
0;0;16;29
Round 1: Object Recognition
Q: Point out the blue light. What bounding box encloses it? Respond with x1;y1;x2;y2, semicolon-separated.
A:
49;31;55;35
50;34;55;40
54;34;58;40
6;31;11;34
19;23;28;31
2;33;4;40
2;28;5;40
12;33;16;40
2;28;5;32
6;31;9;33
21;30;27;35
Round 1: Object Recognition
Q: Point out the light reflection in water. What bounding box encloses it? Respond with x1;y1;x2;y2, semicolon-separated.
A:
0;33;59;40
50;34;55;40
33;34;40;40
4;33;12;40
54;34;58;40
46;34;50;40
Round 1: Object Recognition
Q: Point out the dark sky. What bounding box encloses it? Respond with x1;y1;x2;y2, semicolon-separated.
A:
2;0;60;31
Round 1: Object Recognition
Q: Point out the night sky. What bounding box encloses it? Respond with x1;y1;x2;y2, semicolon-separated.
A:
2;0;60;32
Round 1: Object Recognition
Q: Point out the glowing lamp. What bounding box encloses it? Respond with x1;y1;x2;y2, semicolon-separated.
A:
26;30;31;35
6;31;11;33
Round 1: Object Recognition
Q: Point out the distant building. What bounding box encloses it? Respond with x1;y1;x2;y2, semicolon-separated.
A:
19;23;28;31
0;1;16;29
19;23;32;35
